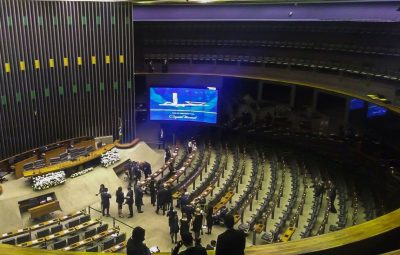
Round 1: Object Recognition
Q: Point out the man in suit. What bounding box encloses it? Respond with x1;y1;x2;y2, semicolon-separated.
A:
216;214;245;255
172;233;207;255
135;185;144;213
125;186;134;218
149;177;156;206
141;161;152;179
101;188;112;217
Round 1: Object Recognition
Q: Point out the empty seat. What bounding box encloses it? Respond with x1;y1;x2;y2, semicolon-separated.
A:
96;223;108;234
2;239;16;245
51;224;63;233
16;234;31;244
79;215;90;224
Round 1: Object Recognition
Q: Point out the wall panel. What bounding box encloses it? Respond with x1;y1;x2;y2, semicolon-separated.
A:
0;0;135;160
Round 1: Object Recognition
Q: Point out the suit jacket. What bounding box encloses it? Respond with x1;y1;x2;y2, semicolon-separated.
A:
216;229;246;255
125;190;134;205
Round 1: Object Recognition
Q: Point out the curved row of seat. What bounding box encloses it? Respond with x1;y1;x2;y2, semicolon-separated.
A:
172;143;208;197
230;151;263;222
140;22;400;37
144;38;400;57
189;145;228;205
209;147;241;213
239;153;278;235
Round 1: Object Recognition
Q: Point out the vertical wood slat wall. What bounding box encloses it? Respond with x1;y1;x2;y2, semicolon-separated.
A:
0;0;135;160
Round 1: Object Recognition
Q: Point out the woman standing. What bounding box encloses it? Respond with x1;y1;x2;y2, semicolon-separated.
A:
192;208;203;241
116;187;125;218
206;205;213;234
179;213;190;240
167;208;180;244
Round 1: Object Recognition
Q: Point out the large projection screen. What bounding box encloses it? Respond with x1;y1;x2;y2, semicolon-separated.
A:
149;87;218;124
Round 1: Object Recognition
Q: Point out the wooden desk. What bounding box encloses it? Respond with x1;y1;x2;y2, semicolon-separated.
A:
28;201;61;219
213;191;234;214
139;147;179;188
280;227;296;242
23;144;115;178
43;146;67;165
61;228;118;251
165;149;196;186
234;214;241;224
103;240;127;253
0;211;83;241
16;219;100;248
45;219;100;243
15;155;38;179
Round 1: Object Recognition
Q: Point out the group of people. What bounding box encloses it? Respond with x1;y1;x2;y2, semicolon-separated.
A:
313;178;337;213
127;214;246;255
97;183;145;218
127;161;153;186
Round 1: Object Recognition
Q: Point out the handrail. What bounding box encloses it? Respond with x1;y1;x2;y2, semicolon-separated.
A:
87;206;135;231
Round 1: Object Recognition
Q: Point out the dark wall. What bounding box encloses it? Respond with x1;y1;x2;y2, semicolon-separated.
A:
0;0;135;160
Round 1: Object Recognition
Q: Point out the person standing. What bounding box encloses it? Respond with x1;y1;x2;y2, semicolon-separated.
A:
101;188;111;217
141;161;152;179
156;186;163;214
158;128;165;149
97;184;106;211
116;187;125;218
328;182;337;213
205;206;213;234
179;214;190;240
125;186;134;218
96;184;106;196
133;163;142;186
127;226;151;255
165;184;173;211
187;140;193;154
135;185;144;213
167;208;180;244
192;208;203;241
165;147;171;163
172;233;207;255
149;177;156;206
215;214;246;255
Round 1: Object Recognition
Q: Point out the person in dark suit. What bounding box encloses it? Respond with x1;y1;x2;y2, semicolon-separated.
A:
125;186;134;218
127;226;151;255
116;187;125;218
135;185;144;213
158;128;165;149
101;188;112;217
172;233;207;255
216;214;245;255
206;206;213;234
141;161;152;179
165;184;173;211
149;177;156;206
133;163;142;186
180;213;190;239
165;147;171;163
167;208;180;244
192;208;203;241
329;183;337;213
